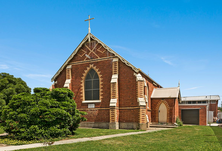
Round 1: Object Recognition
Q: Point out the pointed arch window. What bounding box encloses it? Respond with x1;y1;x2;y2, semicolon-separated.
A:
85;68;99;100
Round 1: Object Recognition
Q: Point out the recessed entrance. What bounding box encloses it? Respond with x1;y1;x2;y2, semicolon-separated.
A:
159;103;167;123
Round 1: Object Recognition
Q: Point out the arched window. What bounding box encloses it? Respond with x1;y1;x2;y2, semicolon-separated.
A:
85;68;99;100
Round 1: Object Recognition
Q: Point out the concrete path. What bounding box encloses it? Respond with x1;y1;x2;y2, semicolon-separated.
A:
0;128;170;151
207;123;222;126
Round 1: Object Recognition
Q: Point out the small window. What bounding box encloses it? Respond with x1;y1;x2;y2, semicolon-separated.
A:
202;101;206;104
191;101;196;104
85;69;99;100
211;101;216;104
188;101;191;104
197;101;201;104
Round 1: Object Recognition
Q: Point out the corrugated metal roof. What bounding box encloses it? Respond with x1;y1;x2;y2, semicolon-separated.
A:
182;95;220;101
151;87;180;98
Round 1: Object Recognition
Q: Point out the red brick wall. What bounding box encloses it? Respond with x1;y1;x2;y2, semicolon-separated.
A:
55;68;66;88
119;61;137;108
209;101;218;117
151;98;176;123
175;99;179;120
72;60;112;108
55;41;113;123
140;72;160;123
54;40;144;124
119;109;139;123
147;82;154;110
118;61;139;123
71;59;112;122
54;39;163;127
179;105;207;126
78;108;110;122
70;41;114;62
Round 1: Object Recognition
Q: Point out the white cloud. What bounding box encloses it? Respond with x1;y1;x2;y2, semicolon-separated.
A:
185;86;203;90
110;45;129;51
25;74;52;78
13;68;22;70
0;64;9;69
160;57;174;66
110;45;153;59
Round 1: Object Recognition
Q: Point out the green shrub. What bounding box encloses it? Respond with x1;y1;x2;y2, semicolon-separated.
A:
0;73;31;105
176;117;183;126
1;88;86;140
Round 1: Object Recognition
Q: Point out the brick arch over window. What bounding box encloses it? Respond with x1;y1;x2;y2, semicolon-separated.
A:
81;64;103;101
155;100;170;123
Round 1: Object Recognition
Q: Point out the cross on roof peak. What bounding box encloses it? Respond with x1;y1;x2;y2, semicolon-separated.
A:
85;15;94;34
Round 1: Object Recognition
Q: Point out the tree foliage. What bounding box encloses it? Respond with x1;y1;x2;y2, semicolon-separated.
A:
176;117;183;126
0;73;31;106
1;88;87;140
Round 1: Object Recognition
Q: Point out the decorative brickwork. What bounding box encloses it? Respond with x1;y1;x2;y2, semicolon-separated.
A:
112;60;118;75
110;58;119;107
139;107;146;123
81;64;103;102
109;58;119;129
138;81;144;98
111;83;116;99
135;73;146;106
134;74;146;129
66;65;72;79
52;33;179;130
63;65;72;89
151;99;172;123
110;107;118;122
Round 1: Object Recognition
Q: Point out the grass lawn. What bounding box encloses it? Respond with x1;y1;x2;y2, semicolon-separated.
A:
211;126;222;147
20;126;222;151
0;128;140;145
68;128;141;139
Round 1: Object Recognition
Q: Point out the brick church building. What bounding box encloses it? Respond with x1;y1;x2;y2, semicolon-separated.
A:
51;32;182;130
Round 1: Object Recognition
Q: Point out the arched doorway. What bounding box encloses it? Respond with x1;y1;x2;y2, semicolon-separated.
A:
159;103;167;123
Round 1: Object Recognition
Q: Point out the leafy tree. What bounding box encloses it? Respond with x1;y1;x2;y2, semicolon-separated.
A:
0;73;31;105
1;88;86;140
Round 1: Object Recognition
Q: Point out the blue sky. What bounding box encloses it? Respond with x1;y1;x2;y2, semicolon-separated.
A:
0;0;221;106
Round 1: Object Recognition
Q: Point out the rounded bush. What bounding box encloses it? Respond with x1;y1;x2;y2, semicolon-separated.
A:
1;88;86;140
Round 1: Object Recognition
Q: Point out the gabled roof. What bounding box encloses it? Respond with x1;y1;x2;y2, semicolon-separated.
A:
51;33;161;87
151;87;181;99
182;95;220;101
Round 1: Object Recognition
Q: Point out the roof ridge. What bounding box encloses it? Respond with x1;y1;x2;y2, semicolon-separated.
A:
156;87;179;89
51;33;161;87
182;95;220;98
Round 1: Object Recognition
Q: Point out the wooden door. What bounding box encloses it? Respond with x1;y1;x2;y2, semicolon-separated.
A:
159;103;167;123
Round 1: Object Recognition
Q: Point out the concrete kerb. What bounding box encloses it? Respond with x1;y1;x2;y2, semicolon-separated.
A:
0;128;170;151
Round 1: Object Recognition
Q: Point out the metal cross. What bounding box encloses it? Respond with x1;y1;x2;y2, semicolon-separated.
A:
85;15;94;33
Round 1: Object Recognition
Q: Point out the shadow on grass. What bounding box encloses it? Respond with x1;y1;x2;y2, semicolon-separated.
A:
210;126;222;147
